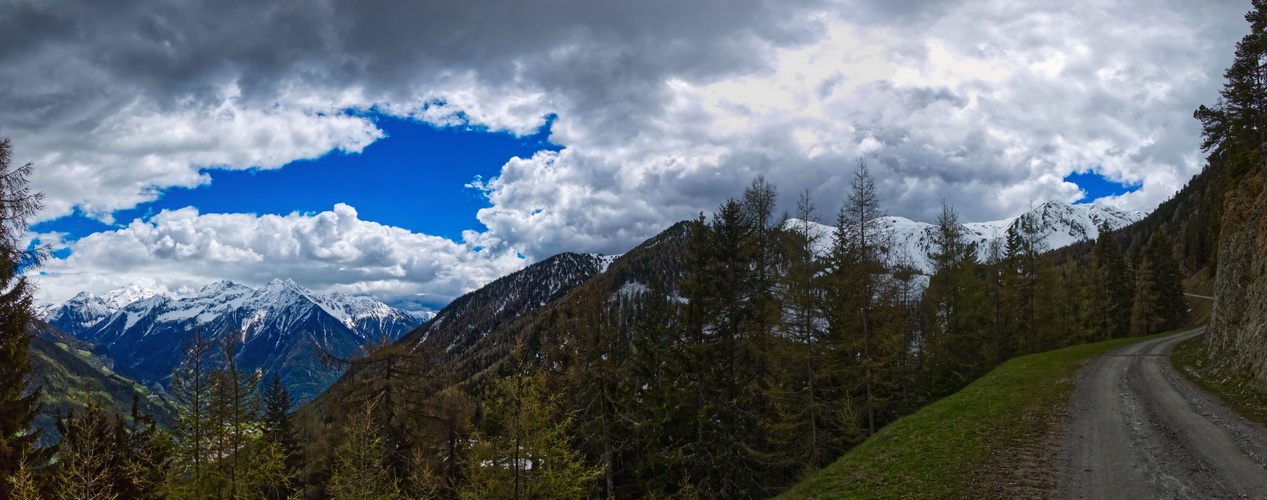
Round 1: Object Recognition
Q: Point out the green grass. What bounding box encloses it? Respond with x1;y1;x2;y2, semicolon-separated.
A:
776;332;1175;500
1171;335;1267;427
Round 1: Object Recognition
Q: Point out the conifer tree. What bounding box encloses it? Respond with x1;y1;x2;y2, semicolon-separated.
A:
923;201;986;396
626;278;690;496
1058;261;1090;345
7;452;40;500
327;398;400;500
680;198;771;496
1131;233;1188;335
168;326;219;498
837;160;891;436
1087;228;1132;340
413;386;475;497
260;374;300;500
0;137;45;498
982;236;1012;368
211;337;261;499
547;289;631;498
54;403;120;500
1194;0;1267;185
462;367;598;500
117;395;169;500
767;189;840;474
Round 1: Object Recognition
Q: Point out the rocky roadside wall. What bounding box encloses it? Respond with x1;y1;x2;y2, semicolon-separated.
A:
1209;166;1267;388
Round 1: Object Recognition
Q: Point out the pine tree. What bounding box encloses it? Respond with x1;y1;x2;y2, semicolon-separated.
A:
260;375;300;500
0;137;45;499
679;199;770;497
547;289;631;498
1087;228;1132;340
626;278;690;496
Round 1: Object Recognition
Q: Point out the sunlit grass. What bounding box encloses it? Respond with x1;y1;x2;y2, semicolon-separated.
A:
776;331;1175;499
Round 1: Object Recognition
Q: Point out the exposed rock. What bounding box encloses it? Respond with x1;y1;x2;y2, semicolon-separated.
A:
1208;167;1267;387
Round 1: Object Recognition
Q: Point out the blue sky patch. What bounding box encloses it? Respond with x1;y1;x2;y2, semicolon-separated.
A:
33;114;561;244
1064;170;1141;203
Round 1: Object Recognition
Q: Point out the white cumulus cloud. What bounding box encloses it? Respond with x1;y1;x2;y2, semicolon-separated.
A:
33;204;526;310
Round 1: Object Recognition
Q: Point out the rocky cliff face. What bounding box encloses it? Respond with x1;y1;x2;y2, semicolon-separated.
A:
1209;167;1267;387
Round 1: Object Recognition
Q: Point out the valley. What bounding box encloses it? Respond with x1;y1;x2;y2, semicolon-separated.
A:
5;0;1267;498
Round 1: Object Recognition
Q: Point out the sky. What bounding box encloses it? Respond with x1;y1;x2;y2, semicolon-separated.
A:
3;0;1249;311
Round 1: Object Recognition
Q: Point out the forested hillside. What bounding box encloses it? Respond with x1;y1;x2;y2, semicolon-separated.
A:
7;160;1196;499
272;167;1185;498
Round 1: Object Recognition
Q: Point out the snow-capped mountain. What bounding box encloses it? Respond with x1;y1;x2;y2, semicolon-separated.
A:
45;279;433;402
801;201;1143;275
39;284;167;332
398;252;618;353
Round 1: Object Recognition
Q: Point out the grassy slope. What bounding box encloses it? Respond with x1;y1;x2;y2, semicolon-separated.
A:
776;332;1173;500
28;329;176;445
1166;288;1267;427
1171;335;1267;427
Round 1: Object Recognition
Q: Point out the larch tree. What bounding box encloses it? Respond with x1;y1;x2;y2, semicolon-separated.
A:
211;337;261;499
327;398;400;500
168;326;219;498
838;160;890;436
767;189;838;473
0;136;45;498
1194;0;1267;185
462;361;598;500
923;200;985;397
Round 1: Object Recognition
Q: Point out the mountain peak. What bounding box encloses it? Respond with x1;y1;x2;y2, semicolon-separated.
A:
262;277;304;291
101;284;163;310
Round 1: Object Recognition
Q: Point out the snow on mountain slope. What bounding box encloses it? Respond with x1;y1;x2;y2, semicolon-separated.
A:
46;278;433;402
398;252;617;353
39;285;168;332
796;201;1143;275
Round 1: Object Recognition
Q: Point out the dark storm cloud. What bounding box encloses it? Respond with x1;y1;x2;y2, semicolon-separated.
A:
9;0;1254;306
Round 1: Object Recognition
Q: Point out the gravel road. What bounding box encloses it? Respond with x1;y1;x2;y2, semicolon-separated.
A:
1056;326;1267;499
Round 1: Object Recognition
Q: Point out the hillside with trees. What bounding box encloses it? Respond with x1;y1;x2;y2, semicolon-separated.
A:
4;127;1204;498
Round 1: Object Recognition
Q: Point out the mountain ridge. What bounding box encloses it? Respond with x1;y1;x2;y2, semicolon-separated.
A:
40;279;433;402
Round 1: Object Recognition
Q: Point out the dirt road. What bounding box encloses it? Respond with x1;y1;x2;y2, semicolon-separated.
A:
1057;327;1267;499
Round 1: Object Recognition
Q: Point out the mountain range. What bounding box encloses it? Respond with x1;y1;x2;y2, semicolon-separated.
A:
39;200;1139;405
38;279;434;402
800;200;1143;274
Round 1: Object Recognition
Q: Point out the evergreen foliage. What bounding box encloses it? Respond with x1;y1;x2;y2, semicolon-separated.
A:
0;137;45;499
1194;0;1267;190
327;398;401;500
31;173;1198;499
1131;234;1188;335
1085;228;1134;341
463;361;599;500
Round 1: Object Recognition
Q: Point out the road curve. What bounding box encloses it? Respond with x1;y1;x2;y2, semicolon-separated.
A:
1056;327;1267;499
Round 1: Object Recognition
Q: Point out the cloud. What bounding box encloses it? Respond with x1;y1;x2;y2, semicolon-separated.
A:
33;204;526;310
5;0;1253;302
467;0;1246;255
